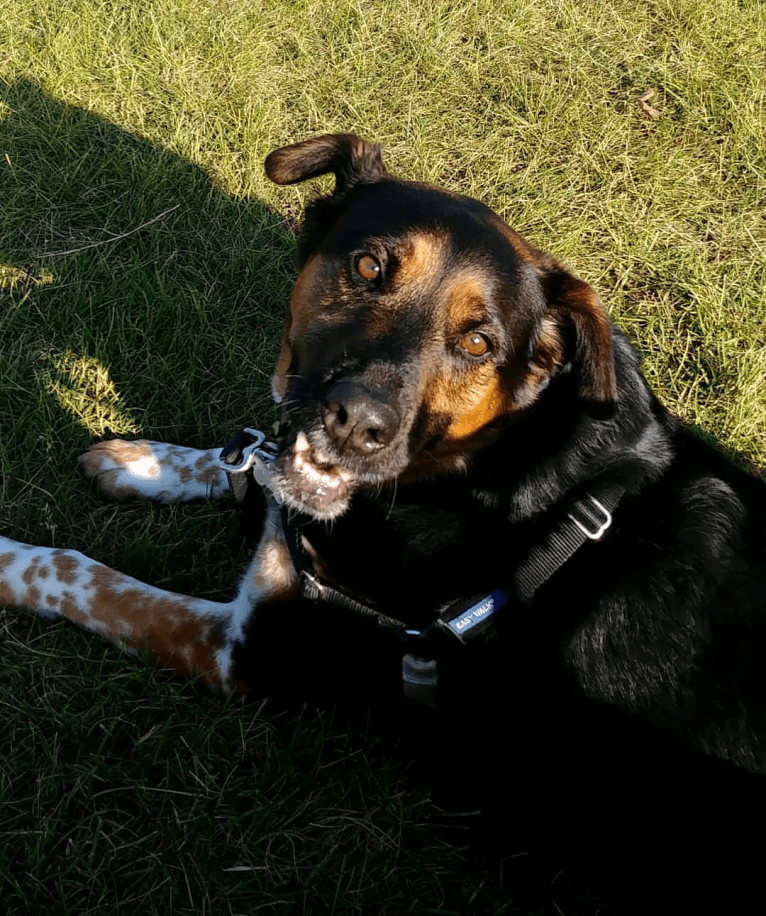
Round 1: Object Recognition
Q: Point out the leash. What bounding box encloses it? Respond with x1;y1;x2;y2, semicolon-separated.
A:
218;428;623;708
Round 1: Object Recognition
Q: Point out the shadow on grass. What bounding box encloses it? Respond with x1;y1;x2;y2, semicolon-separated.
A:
0;79;527;916
0;79;463;916
0;79;614;916
0;78;292;453
3;79;765;916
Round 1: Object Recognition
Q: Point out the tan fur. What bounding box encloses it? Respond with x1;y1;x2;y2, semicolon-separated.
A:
272;254;323;401
394;233;446;287
444;269;489;331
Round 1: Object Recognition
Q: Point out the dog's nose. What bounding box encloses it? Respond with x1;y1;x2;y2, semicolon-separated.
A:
323;381;400;455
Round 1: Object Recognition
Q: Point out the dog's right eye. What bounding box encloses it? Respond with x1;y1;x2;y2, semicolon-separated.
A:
459;332;491;358
354;254;382;282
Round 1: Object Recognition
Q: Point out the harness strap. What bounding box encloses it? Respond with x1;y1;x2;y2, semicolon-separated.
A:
299;570;417;632
220;428;624;610
219;428;278;502
514;482;625;605
219;427;625;708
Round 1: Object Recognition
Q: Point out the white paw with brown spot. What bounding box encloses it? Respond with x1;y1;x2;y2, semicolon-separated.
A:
79;440;230;503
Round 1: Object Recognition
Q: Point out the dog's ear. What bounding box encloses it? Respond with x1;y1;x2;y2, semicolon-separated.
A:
538;265;617;407
266;135;388;402
265;134;386;194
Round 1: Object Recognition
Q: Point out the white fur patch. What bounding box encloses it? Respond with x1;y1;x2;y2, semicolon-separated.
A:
0;502;298;695
79;440;230;503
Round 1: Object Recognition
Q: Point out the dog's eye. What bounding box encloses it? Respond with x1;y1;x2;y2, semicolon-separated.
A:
459;332;491;358
355;254;381;282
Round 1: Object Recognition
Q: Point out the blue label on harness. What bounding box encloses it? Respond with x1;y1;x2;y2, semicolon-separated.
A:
444;589;507;637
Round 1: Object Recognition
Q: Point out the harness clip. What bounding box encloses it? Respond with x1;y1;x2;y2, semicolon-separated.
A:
219;428;279;500
568;495;612;541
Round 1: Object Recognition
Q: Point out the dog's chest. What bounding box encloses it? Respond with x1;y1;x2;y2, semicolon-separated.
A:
294;488;514;623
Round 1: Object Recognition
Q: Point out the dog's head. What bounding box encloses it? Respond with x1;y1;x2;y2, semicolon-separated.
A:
265;134;616;519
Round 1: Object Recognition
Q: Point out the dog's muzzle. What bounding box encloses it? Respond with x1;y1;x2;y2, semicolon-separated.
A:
322;380;401;457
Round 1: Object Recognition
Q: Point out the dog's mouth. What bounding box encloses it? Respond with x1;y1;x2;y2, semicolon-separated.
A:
274;431;355;519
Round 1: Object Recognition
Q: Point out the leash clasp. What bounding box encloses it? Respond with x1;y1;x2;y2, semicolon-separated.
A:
219;428;279;499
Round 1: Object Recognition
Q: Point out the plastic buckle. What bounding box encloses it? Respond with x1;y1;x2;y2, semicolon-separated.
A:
568;495;612;541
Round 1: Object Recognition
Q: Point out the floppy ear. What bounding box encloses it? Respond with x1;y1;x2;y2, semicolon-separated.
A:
266;135;389;400
541;266;617;406
265;133;387;194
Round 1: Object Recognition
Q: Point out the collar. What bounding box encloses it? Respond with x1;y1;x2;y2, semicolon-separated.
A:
283;482;624;616
219;428;624;708
295;562;509;710
282;484;624;709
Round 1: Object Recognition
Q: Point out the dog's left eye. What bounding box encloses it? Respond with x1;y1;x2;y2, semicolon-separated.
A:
355;254;382;282
459;332;491;357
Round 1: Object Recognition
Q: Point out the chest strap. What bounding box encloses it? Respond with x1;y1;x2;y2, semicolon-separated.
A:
219;428;624;708
297;559;509;709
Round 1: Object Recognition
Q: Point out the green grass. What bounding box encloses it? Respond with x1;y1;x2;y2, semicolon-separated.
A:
1;0;765;912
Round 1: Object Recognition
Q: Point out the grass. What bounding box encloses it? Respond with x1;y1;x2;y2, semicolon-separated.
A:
1;0;765;912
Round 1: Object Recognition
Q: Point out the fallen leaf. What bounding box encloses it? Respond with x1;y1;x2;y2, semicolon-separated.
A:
639;88;661;118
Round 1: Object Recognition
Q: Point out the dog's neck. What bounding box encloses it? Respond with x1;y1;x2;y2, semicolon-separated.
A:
286;339;673;627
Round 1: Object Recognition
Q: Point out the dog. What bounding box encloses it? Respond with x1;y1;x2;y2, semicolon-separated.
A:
2;133;766;909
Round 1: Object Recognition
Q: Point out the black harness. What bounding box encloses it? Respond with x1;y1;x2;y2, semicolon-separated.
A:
220;428;623;709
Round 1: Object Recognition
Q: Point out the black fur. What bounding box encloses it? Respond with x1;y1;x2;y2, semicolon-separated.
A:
247;135;766;912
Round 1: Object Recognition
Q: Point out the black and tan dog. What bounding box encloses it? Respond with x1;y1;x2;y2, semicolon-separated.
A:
2;133;766;907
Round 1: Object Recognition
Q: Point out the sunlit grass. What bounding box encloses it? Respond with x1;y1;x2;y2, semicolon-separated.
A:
1;0;765;912
0;263;54;291
39;350;139;436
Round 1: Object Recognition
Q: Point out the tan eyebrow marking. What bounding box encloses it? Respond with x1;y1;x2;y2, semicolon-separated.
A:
394;233;446;286
444;269;489;331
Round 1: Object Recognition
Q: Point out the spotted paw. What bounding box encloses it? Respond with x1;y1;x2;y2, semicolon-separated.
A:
78;439;230;503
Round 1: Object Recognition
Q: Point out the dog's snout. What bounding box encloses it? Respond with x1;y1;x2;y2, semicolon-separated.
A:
323;381;400;456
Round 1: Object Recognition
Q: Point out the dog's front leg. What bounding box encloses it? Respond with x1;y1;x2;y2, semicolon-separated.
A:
0;502;297;695
79;439;232;504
